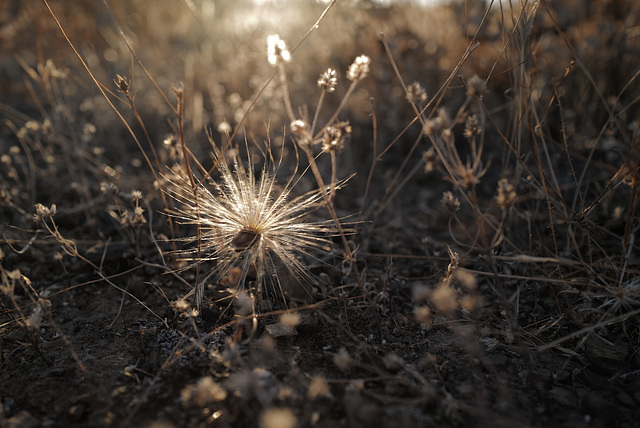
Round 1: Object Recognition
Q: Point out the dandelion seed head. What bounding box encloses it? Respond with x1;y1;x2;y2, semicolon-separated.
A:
167;145;335;309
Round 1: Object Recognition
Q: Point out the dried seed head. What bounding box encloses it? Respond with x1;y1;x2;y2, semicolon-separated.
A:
308;375;330;399
166;143;336;310
466;74;486;98
406;82;428;105
100;182;119;195
347;54;371;81
115;74;129;92
464;114;481;138
423;147;437;173
34;203;56;222
496;178;517;209
334;347;354;371
267;34;290;65
414;306;431;323
289;119;308;135
431;283;457;315
217;121;232;134
181;376;227;407
279;311;301;328
321;121;351;152
317;68;338;93
437;108;452;129
260;408;296;428
441;191;461;212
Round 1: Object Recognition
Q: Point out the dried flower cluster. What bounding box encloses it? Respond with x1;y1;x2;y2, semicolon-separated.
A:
347;54;371;81
317;68;338;92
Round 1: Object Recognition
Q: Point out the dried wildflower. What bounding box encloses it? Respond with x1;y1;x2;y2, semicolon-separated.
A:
167;145;336;309
406;82;428;105
118;207;146;227
308;375;330;399
115;74;129;92
171;298;191;313
459;166;483;190
181;376;227;407
413;306;431;323
333;347;353;371
383;352;405;371
423;147;437;173
463;114;481;139
496;178;517;209
279;311;300;327
289;119;308;136
217;121;232;134
347;54;371;81
100;182;119;195
267;34;291;65
317;68;338;92
321;121;351;152
131;190;143;201
441;191;461;212
34;203;56;222
260;408;296;428
431;283;457;315
436;107;452;130
466;74;486;98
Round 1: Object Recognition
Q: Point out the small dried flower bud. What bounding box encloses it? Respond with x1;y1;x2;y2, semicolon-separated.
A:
317;68;338;92
464;114;481;138
466;74;486;98
347;54;371;81
267;34;291;65
115;74;129;92
441;191;461;212
406;82;428;105
131;190;143;201
496;178;517;208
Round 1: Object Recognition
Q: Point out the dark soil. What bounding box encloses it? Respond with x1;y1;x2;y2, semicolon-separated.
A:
2;1;640;427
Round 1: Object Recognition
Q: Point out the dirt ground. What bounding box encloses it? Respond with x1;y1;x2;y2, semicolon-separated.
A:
2;1;640;427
